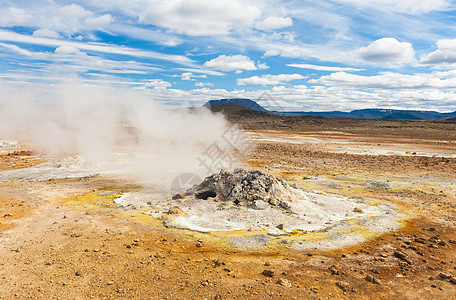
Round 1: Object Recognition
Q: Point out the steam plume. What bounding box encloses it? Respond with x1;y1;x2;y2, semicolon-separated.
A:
0;79;241;187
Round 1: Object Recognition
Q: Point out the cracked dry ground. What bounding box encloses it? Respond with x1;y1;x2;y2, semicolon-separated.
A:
1;117;456;299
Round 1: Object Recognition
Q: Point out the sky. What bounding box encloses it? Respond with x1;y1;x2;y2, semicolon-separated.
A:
1;0;456;112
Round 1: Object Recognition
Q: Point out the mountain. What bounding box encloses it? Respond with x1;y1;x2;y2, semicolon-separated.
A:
203;98;456;121
207;103;271;117
203;98;267;112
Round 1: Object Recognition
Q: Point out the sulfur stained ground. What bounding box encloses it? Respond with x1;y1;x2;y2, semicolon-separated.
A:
0;117;456;299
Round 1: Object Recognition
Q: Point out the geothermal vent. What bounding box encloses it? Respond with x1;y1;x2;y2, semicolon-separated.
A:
113;168;402;249
183;169;297;210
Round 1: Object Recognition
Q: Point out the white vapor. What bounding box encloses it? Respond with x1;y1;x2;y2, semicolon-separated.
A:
0;80;240;187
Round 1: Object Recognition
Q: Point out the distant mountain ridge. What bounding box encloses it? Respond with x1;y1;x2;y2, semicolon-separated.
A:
203;98;456;121
204;98;267;112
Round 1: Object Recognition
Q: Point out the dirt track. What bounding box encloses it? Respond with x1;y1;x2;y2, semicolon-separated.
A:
1;116;456;299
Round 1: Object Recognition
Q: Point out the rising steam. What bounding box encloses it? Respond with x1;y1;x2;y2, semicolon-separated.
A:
0;80;244;187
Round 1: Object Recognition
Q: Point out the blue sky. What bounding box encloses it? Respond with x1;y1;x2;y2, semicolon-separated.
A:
2;0;456;111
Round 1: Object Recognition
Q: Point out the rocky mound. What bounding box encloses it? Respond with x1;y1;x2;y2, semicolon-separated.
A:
183;169;299;210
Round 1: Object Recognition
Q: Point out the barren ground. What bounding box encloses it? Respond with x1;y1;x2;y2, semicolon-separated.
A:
1;115;456;299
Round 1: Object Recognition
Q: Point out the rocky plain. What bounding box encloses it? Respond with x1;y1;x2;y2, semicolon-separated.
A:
1;105;456;299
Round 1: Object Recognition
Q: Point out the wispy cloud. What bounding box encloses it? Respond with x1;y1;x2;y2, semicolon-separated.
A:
287;63;363;72
237;74;306;85
0;30;193;64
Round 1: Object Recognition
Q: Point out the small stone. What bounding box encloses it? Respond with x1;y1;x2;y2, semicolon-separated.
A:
201;280;209;286
449;276;456;284
166;206;186;216
415;237;426;244
429;227;436;231
254;200;269;210
279;201;290;210
276;224;285;230
107;281;114;285
172;194;184;200
75;271;82;276
336;281;351;292
329;265;340;275
262;269;275;278
372;277;382;285
439;272;451;280
365;274;374;282
196;241;204;248
394;251;407;259
212;259;224;267
2;213;13;217
277;278;291;287
353;207;363;213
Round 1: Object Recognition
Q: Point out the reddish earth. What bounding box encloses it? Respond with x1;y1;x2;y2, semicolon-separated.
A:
1;115;456;299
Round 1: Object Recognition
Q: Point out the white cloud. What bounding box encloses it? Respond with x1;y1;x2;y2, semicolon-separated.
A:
32;29;62;39
332;0;449;14
85;14;114;28
263;49;280;57
138;0;261;36
145;79;172;89
203;55;258;72
255;16;293;31
310;71;456;90
181;72;193;81
59;4;92;19
176;68;225;76
237;74;305;85
257;62;270;70
9;44;163;76
287;63;364;72
0;3;113;38
354;38;416;64
0;30;194;65
174;72;208;81
0;7;35;27
54;45;82;55
420;39;456;69
0;43;32;56
195;82;214;87
110;24;183;47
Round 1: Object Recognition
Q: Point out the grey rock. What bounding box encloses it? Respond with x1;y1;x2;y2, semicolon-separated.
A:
185;169;297;210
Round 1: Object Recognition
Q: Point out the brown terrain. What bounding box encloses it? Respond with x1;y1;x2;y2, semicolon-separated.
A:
1;105;456;299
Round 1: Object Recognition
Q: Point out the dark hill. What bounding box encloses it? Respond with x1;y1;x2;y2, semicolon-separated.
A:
382;112;423;120
208;103;271;117
431;117;456;123
204;98;267;112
